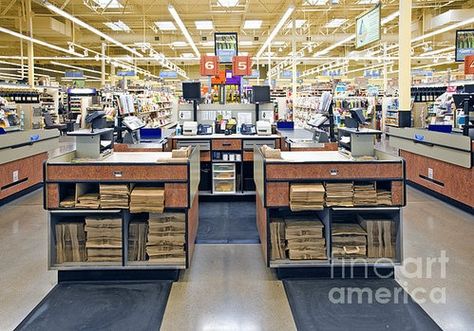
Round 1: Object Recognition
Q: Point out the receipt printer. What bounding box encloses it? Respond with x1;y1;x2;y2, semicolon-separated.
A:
183;121;198;136
256;120;272;136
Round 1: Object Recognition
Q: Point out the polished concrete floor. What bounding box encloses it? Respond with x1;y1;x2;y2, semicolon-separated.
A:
0;187;473;331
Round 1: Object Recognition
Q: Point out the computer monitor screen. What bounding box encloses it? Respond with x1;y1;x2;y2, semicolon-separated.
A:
453;94;474;110
182;82;201;101
350;108;366;124
252;86;270;104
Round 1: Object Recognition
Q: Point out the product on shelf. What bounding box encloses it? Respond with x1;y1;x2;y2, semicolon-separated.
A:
358;215;397;258
55;223;86;264
285;218;326;260
290;183;325;211
128;222;148;261
99;184;130;209
260;145;282;159
331;223;367;258
269;219;286;260
84;217;122;262
353;182;377;206
324;182;354;207
130;187;165;213
146;213;185;263
59;195;75;208
171;146;191;158
376;189;392;206
76;192;100;209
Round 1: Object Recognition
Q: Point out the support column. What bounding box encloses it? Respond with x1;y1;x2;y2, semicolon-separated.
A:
26;0;34;87
292;20;297;100
110;64;116;86
398;0;412;127
383;43;388;93
267;44;271;88
256;58;260;85
101;43;106;87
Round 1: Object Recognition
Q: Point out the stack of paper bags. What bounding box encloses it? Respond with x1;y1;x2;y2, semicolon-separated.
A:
353;183;377;206
55;223;86;264
128;222;148;261
76;193;100;209
331;223;367;258
269;219;286;260
358;215;397;258
290;183;325;211
85;217;122;262
260;145;282;159
59;195;75;208
325;183;354;207
146;213;185;264
171;146;192;158
377;189;392;206
130;187;165;213
100;184;130;209
285;218;326;260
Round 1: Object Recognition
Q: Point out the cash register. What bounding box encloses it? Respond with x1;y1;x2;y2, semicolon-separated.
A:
183;121;198;136
122;116;145;144
256;120;271;136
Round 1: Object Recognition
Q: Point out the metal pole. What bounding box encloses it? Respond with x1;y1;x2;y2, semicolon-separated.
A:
292;19;297;99
101;43;106;87
398;0;412;127
26;0;34;87
267;44;271;88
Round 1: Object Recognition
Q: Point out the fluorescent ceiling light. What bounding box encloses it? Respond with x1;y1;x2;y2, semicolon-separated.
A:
306;0;328;4
324;19;347;28
206;52;215;56
168;5;200;57
217;0;239;7
273;41;286;46
104;21;130;32
420;46;455;57
263;51;275;57
381;11;399;25
201;41;214;47
0;26;84;57
413;16;474;43
181;53;195;58
93;0;123;8
155;21;176;31
240;41;253;46
357;0;378;4
244;20;262;29
195;21;213;30
257;5;295;58
171;41;187;47
40;1;142;57
286;19;306;29
239;52;249;56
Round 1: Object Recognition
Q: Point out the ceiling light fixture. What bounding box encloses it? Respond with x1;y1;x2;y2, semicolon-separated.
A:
217;0;239;7
93;0;123;9
257;5;295;58
243;20;262;29
155;21;177;31
38;0;142;57
324;19;347;28
168;5;200;58
104;21;131;32
0;26;85;57
195;21;214;30
286;19;306;29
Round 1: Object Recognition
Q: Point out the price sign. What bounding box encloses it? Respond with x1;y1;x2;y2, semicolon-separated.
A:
232;56;252;76
464;55;474;75
200;55;219;76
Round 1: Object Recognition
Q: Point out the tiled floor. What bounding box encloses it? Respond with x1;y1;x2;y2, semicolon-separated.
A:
0;187;473;331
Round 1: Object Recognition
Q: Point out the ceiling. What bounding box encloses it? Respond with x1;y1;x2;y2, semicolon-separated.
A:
0;0;473;83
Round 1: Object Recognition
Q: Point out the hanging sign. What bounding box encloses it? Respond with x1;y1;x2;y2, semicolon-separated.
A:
464;55;474;74
200;55;219;76
232;56;252;76
117;70;136;77
64;71;84;78
160;71;178;79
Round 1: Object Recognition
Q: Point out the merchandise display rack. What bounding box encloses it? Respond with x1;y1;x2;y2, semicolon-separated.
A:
254;148;406;270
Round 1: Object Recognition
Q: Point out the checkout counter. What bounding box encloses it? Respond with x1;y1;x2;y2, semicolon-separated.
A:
387;126;473;211
0;129;59;202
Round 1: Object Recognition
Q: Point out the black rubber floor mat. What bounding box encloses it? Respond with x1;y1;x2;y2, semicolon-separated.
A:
197;201;260;244
283;278;442;331
15;281;172;331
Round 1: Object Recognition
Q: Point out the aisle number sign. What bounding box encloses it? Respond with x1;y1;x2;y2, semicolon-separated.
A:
232;56;252;76
464;55;474;74
200;55;219;76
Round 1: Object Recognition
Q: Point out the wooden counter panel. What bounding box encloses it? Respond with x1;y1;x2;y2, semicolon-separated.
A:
0;153;47;200
391;181;404;206
256;192;268;264
401;150;473;207
266;163;403;181
265;182;289;207
46;183;60;209
47;164;188;182
165;183;188;208
201;151;211;162
113;144;162;153
187;193;199;267
212;139;241;151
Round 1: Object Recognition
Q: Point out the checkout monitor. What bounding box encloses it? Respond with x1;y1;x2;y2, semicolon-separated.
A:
183;82;201;101
252;86;271;104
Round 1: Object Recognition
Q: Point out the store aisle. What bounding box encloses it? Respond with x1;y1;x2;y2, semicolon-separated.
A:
161;244;297;331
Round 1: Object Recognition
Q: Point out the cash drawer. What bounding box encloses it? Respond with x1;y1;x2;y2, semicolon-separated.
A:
176;140;210;151
243;139;275;150
212;139;241;151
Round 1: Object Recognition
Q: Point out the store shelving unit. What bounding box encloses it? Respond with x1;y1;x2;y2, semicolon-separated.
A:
254;148;406;271
43;148;201;272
